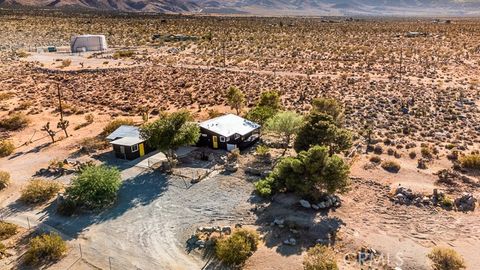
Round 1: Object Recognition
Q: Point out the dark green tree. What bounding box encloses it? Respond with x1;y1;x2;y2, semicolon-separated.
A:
246;90;282;125
311;98;345;127
255;145;350;199
294;112;352;154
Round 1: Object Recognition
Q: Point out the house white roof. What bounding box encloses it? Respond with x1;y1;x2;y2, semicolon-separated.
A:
106;125;140;141
199;114;260;137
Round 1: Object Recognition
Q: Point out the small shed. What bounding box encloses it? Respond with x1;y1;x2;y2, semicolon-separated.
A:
107;125;151;160
71;35;108;53
197;114;261;151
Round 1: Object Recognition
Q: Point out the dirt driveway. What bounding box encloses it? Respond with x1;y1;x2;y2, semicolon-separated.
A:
2;165;255;270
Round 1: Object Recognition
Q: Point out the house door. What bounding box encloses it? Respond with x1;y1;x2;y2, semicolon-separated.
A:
139;143;145;157
212;136;218;149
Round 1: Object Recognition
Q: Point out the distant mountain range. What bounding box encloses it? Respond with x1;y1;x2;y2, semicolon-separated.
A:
2;0;480;16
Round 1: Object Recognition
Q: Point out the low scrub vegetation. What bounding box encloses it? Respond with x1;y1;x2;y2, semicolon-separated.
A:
0;140;15;157
0;221;18;240
65;165;121;210
459;154;480;170
113;50;135;59
101;118;134;137
381;160;401;173
0;171;10;190
427;247;466;270
20;179;62;204
215;228;259;266
0;113;29;131
79;136;110;153
303;244;338;270
24;233;67;266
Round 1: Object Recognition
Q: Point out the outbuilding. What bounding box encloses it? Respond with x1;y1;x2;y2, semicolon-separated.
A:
107;125;152;160
71;35;108;53
197;114;261;151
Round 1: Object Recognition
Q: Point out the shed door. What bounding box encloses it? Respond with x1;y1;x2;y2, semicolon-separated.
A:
212;136;218;149
139;143;145;157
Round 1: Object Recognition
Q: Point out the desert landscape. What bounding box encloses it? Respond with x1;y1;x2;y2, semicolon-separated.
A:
0;6;479;270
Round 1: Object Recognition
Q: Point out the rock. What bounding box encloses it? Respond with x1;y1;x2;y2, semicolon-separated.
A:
317;202;327;209
235;223;243;228
283;238;297;246
312;204;320;210
245;167;262;176
273;218;285;226
195;240;206;248
225;163;239;172
299;200;311;209
454;193;477;212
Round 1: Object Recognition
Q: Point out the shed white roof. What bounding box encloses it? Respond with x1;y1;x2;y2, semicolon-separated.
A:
106;125;140;141
109;137;144;147
199;114;260;137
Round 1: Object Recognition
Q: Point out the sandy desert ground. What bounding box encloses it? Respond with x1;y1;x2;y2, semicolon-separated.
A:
0;8;480;270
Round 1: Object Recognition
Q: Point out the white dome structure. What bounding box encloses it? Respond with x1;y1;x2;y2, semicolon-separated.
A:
70;35;108;52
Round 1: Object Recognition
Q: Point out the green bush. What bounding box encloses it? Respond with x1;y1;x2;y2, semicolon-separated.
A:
303;245;338;270
421;147;433;159
255;145;270;156
255;176;275;197
57;198;77;216
113;50;135;59
428;247;466;270
0;221;18;240
0;171;10;190
440;196;454;209
215;228;259;266
20;179;62;204
0;140;15;157
66;165;121;210
460;154;480;170
0;242;7;258
256;146;350;200
381;161;401;173
24;233;67;265
0;113;29;131
101;118;134;138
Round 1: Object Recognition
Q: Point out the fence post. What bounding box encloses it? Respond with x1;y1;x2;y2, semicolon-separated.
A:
79;243;83;258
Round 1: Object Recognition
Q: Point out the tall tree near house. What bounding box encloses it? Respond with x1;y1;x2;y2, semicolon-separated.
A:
265;111;303;156
246;90;282;125
140;110;200;169
226;86;245;115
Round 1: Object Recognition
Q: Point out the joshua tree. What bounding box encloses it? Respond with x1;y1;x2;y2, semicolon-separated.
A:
42;122;56;143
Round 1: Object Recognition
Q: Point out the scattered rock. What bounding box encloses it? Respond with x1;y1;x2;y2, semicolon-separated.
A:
283;238;297;246
299;199;311;209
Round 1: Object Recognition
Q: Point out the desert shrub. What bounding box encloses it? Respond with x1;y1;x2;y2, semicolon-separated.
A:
459;154;480;170
0;113;29;131
101;118;134;137
445;144;455;150
15;51;30;58
427;247;466;270
369;156;381;164
303;244;338;270
254;176;275;197
20;179;62;204
387;148;394;155
85;114;94;123
0;221;18;240
421;147;433;159
409;151;417;159
60;59;72;68
66;165;121;210
381;161;400;173
440;196;454;209
373;145;383;155
24;233;67;265
113;50;135;59
0;242;6;258
215;228;259;266
255;145;270;156
0;140;14;157
0;171;10;190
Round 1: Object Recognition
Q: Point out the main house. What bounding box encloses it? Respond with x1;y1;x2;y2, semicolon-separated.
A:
197;114;261;151
107;125;152;160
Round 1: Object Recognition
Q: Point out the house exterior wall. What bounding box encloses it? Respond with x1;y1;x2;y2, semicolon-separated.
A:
112;141;153;160
197;127;260;150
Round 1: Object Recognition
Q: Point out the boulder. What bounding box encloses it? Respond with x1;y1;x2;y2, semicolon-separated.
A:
299;200;311;209
283;238;297;246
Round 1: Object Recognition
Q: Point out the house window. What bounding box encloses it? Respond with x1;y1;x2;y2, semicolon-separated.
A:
220;136;226;142
201;133;207;137
131;144;139;152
